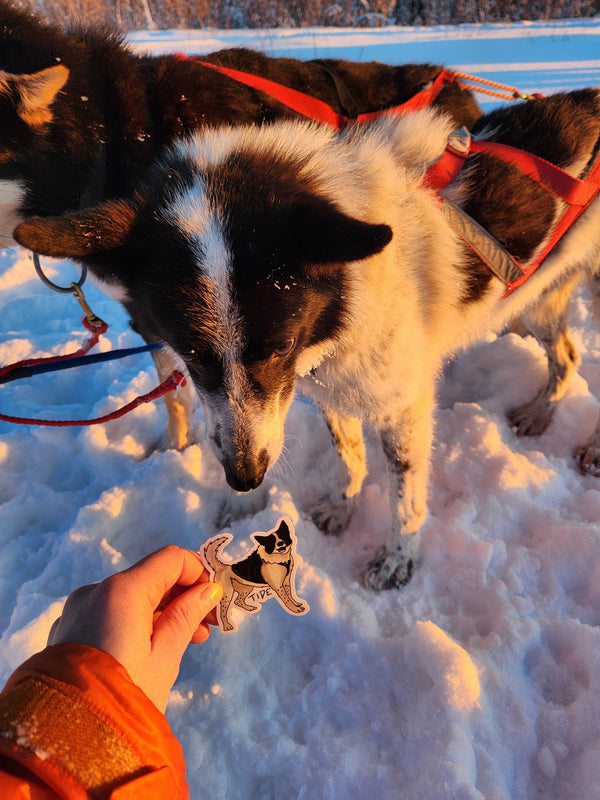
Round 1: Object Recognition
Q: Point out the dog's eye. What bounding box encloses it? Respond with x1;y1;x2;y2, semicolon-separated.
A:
272;337;295;358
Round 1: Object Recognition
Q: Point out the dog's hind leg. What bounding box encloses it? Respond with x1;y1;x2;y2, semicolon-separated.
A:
575;430;600;476
363;387;435;590
507;272;582;437
573;269;600;475
574;269;600;475
216;588;237;632
588;269;600;327
309;410;367;535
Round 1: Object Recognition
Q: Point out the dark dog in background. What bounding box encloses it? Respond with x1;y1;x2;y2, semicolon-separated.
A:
0;0;481;450
14;89;600;588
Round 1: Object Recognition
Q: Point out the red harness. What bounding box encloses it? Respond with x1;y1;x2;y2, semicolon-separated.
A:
424;131;600;296
185;56;600;296
179;55;456;128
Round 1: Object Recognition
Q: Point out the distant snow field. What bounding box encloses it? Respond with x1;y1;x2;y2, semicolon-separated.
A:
2;20;600;800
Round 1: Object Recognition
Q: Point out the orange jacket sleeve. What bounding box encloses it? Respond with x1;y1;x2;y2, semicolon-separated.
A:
0;643;189;799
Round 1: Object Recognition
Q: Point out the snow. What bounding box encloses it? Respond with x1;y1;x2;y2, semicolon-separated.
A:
1;19;600;800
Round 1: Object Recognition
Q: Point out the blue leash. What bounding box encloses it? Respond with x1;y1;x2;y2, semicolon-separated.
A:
0;342;163;385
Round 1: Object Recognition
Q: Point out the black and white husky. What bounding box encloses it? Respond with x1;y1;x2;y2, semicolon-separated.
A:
14;89;600;588
0;0;481;449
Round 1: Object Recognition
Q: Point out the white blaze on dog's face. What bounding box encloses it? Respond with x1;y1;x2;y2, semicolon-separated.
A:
166;178;297;492
11;123;392;493
159;153;341;492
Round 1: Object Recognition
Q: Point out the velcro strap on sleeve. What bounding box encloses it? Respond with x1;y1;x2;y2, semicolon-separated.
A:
0;677;149;799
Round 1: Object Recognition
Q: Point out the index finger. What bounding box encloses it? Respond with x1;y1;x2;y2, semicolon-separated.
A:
121;545;209;610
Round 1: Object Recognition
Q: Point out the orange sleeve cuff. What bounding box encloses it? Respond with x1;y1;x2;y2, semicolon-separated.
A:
0;644;188;800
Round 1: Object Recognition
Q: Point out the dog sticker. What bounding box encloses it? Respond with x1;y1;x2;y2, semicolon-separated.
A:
201;518;309;633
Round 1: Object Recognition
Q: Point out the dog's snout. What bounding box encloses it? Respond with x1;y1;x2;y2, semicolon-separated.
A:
224;448;270;493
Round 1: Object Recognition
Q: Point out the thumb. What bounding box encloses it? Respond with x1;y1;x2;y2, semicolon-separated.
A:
153;582;223;656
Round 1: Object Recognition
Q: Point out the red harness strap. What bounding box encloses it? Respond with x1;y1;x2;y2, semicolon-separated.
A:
424;132;600;296
353;69;456;122
182;56;456;130
469;140;600;207
423;128;471;192
0;371;186;427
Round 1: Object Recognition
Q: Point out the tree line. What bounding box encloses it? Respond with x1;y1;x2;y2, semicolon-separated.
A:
14;0;600;33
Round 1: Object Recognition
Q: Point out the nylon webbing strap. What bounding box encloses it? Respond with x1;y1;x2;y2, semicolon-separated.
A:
428;128;600;295
191;59;346;127
185;57;455;130
469;140;600;206
353;70;456;123
440;200;524;287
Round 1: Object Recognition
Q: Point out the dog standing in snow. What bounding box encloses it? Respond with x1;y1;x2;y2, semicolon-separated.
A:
0;0;482;452
14;90;600;588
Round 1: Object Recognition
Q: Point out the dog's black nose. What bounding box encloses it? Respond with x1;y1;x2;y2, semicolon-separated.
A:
225;471;263;493
224;449;269;493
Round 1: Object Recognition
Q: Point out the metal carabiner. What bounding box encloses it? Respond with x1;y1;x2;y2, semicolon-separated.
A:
33;251;87;294
32;251;106;330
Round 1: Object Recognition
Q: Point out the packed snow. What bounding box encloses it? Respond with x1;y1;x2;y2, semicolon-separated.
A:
2;19;600;800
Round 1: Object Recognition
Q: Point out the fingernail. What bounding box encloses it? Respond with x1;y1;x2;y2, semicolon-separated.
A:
200;582;222;605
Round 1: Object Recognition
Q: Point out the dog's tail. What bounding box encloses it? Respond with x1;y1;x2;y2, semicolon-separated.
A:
202;535;231;578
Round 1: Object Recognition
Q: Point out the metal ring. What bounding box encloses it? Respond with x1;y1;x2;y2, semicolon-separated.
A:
33;252;87;294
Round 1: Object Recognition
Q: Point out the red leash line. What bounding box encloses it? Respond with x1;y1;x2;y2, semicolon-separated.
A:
0;317;107;383
0;296;186;426
0;370;186;427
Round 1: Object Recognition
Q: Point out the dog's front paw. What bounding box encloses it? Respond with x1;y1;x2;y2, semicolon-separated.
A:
575;439;600;477
285;599;309;616
363;544;415;590
507;397;556;437
310;493;357;536
154;427;196;453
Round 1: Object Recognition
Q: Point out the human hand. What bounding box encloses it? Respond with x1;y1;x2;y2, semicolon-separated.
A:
48;545;223;712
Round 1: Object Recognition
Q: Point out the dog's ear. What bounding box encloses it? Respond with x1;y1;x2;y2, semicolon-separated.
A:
0;65;69;127
13;200;138;259
275;519;292;542
285;199;393;272
254;533;276;552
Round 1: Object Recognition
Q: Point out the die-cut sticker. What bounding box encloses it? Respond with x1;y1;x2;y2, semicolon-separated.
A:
201;517;309;633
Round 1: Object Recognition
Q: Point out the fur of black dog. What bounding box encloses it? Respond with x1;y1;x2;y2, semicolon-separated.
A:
202;518;307;632
14;89;600;589
0;0;481;450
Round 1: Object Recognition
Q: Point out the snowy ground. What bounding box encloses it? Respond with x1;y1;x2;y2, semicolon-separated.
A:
2;20;600;800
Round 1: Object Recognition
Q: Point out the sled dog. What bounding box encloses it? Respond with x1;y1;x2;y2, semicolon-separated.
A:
0;0;481;449
14;91;600;588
